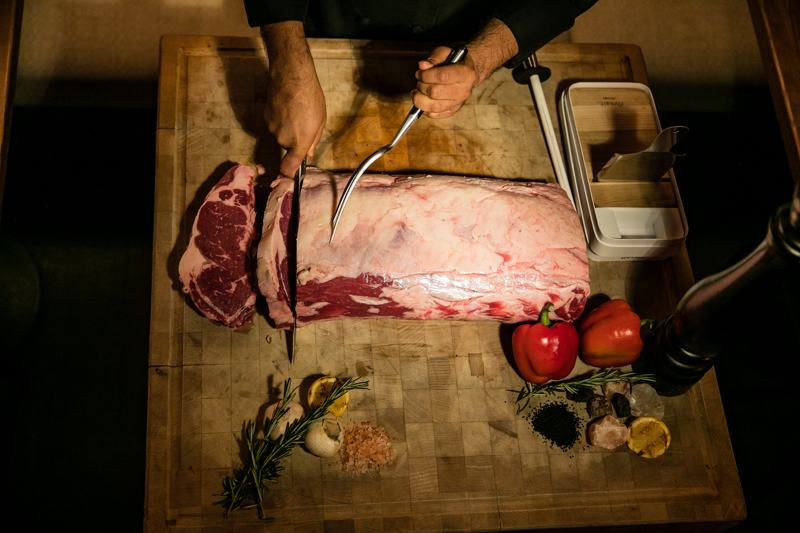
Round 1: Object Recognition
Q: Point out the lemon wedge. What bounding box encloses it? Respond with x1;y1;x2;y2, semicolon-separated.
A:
627;416;671;459
308;376;349;417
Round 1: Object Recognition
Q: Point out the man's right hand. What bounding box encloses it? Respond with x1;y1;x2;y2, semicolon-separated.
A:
262;21;326;178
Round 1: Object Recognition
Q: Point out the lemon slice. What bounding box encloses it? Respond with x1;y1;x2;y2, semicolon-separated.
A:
627;416;671;459
308;376;349;417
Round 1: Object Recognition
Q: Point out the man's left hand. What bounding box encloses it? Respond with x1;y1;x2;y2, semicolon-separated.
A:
413;19;519;119
413;46;478;119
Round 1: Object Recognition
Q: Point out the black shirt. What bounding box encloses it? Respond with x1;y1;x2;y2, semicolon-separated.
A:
243;0;597;68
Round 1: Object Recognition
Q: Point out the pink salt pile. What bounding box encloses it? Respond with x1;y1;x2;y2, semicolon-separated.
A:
587;415;629;450
339;422;393;474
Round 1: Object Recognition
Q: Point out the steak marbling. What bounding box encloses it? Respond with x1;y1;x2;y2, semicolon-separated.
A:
179;164;257;328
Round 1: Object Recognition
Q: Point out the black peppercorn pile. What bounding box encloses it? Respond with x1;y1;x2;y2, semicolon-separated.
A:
527;401;582;451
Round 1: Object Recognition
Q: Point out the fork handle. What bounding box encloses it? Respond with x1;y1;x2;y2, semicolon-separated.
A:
443;45;469;65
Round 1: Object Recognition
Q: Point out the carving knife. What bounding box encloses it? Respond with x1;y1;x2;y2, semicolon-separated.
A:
289;157;306;363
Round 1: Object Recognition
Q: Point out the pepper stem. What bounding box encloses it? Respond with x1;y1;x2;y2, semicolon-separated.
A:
539;302;553;327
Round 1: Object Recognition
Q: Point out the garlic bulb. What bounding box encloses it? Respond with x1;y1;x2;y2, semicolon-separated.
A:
304;416;343;457
264;400;304;440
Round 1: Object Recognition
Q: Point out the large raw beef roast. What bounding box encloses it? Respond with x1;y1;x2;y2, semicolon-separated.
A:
257;168;589;328
179;164;257;328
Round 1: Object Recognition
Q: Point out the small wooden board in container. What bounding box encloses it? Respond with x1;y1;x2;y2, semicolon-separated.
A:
146;36;745;532
568;84;678;208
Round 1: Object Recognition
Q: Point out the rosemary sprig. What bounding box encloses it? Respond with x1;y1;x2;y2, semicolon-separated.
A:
218;376;369;517
513;369;656;413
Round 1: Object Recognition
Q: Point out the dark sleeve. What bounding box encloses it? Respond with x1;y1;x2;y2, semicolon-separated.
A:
243;0;309;27
491;0;599;67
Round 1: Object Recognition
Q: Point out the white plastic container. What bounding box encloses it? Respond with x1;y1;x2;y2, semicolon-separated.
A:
559;82;688;261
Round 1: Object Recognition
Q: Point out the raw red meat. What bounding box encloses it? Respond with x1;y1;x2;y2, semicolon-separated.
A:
179;165;257;328
257;168;589;328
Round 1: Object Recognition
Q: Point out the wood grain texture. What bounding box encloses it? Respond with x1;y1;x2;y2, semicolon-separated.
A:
0;0;22;215
748;0;800;182
591;181;675;208
146;36;745;532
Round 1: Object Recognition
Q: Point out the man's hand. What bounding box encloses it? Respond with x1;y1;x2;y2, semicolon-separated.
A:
262;21;326;178
413;47;477;118
413;18;519;119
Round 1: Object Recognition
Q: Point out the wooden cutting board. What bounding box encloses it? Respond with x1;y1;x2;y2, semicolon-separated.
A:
146;36;745;532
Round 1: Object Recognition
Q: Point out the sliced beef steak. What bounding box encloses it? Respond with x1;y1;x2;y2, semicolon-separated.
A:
179;164;257;328
257;168;589;328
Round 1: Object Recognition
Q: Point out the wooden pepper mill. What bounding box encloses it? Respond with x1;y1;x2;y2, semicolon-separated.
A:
636;181;800;395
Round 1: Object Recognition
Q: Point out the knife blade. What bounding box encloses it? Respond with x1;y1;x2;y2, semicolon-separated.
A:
289;158;306;363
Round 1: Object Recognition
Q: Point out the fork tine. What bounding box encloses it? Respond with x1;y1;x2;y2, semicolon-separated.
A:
327;46;467;244
330;168;366;242
329;147;386;243
330;170;363;242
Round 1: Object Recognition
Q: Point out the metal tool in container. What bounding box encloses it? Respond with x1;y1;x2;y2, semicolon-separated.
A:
596;126;688;181
329;45;468;243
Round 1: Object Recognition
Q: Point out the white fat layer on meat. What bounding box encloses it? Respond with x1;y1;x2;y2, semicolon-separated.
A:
259;168;590;326
349;295;391;305
394;273;494;300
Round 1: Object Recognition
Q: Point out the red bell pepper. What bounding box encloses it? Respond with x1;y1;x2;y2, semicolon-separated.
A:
512;303;579;384
578;299;644;367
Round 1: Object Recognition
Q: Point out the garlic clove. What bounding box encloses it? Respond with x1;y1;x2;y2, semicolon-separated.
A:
304;415;343;457
264;400;304;440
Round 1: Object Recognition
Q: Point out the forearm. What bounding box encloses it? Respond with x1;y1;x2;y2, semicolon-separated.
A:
466;18;519;85
259;20;326;176
261;21;314;78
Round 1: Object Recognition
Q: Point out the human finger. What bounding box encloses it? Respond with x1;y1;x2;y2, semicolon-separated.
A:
280;146;307;178
416;63;472;85
412;90;459;115
425;108;460;119
425;46;453;66
416;46;452;75
416;81;470;102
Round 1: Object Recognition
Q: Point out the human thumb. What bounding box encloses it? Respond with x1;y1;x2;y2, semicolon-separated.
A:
280;148;305;179
420;46;453;69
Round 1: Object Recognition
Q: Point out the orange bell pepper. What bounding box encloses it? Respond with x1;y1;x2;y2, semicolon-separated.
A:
578;299;644;367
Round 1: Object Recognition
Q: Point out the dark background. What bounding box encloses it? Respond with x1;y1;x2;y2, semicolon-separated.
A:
1;80;797;531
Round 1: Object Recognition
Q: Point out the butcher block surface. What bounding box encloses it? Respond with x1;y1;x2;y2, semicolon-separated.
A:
147;36;745;531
